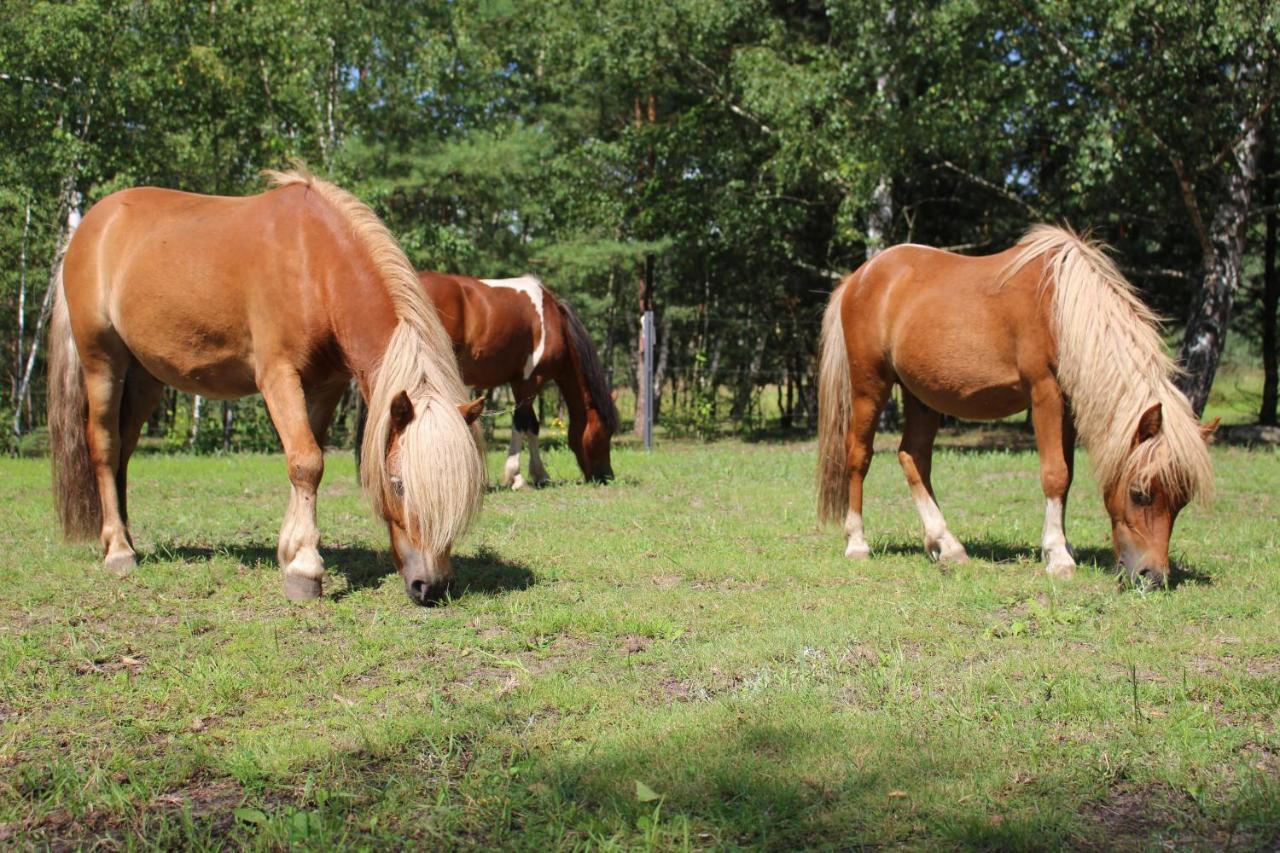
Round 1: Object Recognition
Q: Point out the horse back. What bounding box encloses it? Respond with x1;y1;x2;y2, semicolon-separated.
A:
62;184;392;396
841;243;1055;419
419;272;566;390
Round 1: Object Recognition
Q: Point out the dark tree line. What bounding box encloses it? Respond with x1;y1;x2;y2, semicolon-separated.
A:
2;0;1277;453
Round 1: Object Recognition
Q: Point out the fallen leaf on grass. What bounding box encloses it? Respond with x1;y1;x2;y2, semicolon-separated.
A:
635;780;661;802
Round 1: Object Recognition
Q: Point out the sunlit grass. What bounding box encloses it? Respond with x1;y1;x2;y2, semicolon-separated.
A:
0;435;1276;849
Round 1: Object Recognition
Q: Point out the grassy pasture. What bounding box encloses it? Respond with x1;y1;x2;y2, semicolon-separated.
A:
0;432;1277;850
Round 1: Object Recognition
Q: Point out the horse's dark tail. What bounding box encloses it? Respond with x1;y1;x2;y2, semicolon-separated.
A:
48;259;101;541
558;300;618;433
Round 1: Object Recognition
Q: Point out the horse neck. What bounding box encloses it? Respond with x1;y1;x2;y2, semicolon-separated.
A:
555;362;594;425
328;269;401;398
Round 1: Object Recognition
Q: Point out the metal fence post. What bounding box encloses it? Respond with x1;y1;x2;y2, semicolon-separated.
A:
642;309;655;451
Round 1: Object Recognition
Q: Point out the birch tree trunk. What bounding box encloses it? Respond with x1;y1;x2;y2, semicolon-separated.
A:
1176;58;1268;415
14;203;30;407
188;395;204;447
1261;160;1277;426
14;188;80;437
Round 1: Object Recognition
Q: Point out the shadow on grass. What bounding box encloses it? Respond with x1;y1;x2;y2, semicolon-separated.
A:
151;543;535;601
872;537;1215;589
874;537;1114;568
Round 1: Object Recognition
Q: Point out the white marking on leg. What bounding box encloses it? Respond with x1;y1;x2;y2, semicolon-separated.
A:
481;275;546;379
527;432;550;486
912;493;967;562
1042;497;1076;579
281;484;324;580
844;509;870;559
502;430;525;490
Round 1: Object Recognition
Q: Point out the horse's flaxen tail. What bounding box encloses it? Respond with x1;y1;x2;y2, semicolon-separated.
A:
817;276;854;523
48;260;101;541
558;300;619;434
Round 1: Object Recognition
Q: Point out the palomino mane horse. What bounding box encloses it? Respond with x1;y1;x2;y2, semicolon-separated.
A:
49;168;486;604
418;271;619;486
817;225;1215;586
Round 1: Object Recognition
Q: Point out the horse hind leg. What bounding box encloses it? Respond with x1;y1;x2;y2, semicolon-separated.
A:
115;364;167;530
260;368;327;601
842;380;891;560
898;391;968;564
79;343;136;571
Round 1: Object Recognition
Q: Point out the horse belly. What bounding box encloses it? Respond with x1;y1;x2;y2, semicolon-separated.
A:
114;305;258;398
900;371;1027;421
891;323;1029;420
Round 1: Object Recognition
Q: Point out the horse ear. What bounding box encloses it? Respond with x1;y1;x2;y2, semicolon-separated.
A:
390;390;415;433
1134;402;1162;445
1200;416;1220;443
458;397;485;426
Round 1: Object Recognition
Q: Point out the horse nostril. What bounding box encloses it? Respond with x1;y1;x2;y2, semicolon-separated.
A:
1136;566;1163;589
407;578;448;606
409;579;428;601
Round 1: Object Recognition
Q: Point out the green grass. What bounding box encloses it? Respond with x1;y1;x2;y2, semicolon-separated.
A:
1;433;1277;850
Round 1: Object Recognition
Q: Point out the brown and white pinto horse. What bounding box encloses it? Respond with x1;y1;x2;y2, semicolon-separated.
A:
49;169;486;605
419;272;619;486
818;226;1216;587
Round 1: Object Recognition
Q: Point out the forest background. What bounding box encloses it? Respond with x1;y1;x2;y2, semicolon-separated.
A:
2;0;1277;453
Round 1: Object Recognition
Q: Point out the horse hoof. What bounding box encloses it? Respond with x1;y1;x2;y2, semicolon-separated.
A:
844;543;871;560
104;551;137;573
926;540;962;560
283;573;323;601
1046;561;1076;580
511;475;527;491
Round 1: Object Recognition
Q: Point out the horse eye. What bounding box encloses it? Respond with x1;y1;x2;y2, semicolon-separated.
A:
390;476;405;497
1130;489;1152;507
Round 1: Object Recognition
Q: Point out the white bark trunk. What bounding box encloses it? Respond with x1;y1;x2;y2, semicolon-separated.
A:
14;194;79;437
1176;56;1268;415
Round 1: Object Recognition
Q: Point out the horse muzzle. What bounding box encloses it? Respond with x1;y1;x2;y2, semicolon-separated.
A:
395;543;454;606
1119;548;1168;590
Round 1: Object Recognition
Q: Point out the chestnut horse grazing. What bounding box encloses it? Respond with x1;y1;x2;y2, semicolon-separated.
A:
49;169;486;604
818;226;1216;587
419;272;619;486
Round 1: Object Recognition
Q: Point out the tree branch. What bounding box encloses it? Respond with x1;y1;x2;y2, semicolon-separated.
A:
1023;5;1215;258
1201;60;1276;175
683;53;773;135
934;160;1048;220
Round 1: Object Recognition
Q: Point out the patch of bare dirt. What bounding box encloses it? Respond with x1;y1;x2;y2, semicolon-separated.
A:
0;779;246;851
621;635;650;655
838;644;882;668
71;653;145;677
689;578;766;592
1073;782;1245;851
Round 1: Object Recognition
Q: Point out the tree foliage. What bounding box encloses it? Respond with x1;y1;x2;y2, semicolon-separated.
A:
2;0;1276;448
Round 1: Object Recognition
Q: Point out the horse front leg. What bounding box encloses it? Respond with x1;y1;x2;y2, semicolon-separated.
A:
1030;380;1077;579
898;391;967;563
260;369;326;601
523;410;550;487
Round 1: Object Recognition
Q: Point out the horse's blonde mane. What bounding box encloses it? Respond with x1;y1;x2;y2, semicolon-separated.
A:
264;167;484;548
1001;225;1213;503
